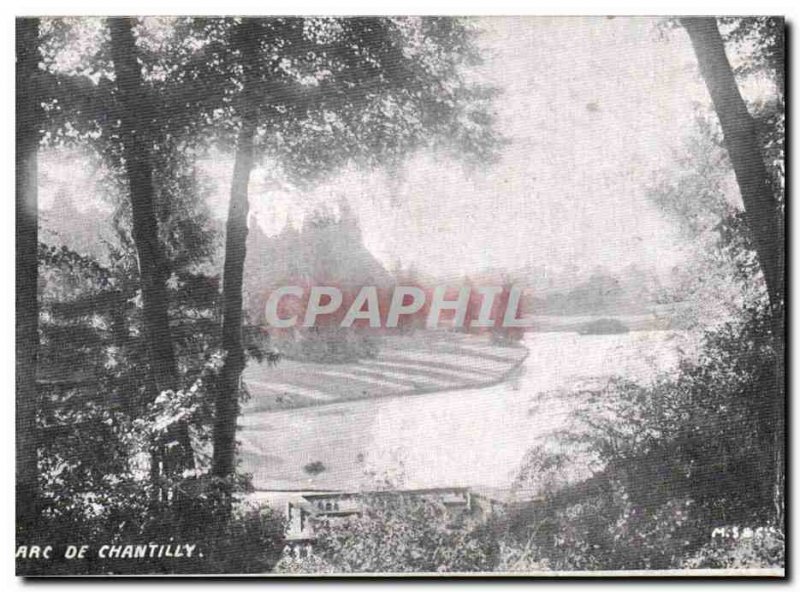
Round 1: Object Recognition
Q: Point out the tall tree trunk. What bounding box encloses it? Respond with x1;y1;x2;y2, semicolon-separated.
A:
683;17;784;526
108;18;176;394
16;17;41;535
212;21;260;478
108;18;193;472
212;119;256;478
682;17;782;310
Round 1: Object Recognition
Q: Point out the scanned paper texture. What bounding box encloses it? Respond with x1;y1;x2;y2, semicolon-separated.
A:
16;16;785;576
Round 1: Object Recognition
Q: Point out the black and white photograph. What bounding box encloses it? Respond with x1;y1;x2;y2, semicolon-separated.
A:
13;12;786;577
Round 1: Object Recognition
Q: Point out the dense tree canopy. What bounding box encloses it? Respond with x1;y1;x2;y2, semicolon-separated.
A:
18;15;502;570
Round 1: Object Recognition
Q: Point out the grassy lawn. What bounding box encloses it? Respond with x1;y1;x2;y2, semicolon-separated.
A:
241;331;529;413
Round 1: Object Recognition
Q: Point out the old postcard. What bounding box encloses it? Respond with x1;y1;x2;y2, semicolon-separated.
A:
15;15;785;576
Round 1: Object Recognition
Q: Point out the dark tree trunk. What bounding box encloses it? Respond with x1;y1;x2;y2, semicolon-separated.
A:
16;17;41;535
682;17;782;310
108;18;176;394
683;17;784;526
108;18;194;472
212;21;260;478
212;119;256;478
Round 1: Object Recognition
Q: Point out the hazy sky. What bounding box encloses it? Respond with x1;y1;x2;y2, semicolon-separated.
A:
40;17;757;279
218;17;712;278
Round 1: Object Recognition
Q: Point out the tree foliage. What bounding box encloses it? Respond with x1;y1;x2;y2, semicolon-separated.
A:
20;15;501;573
496;16;785;572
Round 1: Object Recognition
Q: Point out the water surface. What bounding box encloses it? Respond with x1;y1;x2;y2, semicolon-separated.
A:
239;331;687;491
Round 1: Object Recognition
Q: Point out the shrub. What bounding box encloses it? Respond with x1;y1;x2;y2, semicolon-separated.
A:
277;494;499;574
304;461;326;475
683;528;784;570
18;475;285;575
273;327;381;363
503;303;783;571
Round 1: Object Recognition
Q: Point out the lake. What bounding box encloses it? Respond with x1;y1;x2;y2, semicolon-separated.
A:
239;331;690;493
